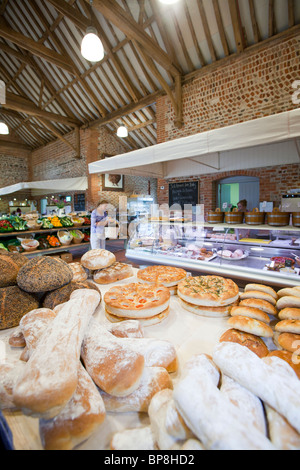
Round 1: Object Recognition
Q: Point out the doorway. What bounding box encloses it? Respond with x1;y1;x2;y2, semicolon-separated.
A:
217;176;260;212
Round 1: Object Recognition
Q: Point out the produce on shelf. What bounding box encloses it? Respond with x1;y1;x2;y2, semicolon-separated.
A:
11;216;28;231
0;243;8;251
49;216;62;227
60;216;74;227
41;218;54;229
0;219;14;232
46;235;61;247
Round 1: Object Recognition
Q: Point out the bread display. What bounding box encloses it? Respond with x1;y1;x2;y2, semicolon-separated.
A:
13;289;101;419
42;280;101;310
104;283;171;325
68;262;88;282
0;286;39;330
178;275;239;307
137;265;187;295
2;257;300;450
17;256;73;293
0;252;29;288
93;262;134;285
81;249;116;271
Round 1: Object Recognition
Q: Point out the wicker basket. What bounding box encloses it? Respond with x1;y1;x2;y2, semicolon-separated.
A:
71;230;84;244
21;239;40;252
71;217;84;227
26;221;43;230
57;230;73;246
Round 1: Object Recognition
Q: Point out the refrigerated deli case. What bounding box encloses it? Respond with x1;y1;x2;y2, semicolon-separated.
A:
125;218;300;287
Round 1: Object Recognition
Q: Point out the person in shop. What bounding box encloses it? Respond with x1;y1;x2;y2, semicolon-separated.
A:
237;199;249;212
90;199;115;250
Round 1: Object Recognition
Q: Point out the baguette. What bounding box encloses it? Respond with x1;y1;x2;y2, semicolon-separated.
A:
13;289;101;419
81;319;145;397
213;342;300;434
265;405;300;450
173;354;275;450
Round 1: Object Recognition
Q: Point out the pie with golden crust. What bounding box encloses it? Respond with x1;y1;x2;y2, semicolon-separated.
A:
177;275;239;307
137;265;187;287
104;283;170;319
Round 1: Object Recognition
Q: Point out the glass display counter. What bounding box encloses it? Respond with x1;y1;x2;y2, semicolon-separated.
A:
125;219;300;287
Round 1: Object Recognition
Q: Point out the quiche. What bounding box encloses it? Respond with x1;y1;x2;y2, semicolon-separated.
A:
177;275;239;307
104;283;170;319
137;265;187;287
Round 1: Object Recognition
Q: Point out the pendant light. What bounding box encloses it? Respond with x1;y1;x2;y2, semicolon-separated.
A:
117;125;128;138
159;0;180;4
0;122;9;135
81;26;104;62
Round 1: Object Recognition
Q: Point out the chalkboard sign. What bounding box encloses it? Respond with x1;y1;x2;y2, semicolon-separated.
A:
169;181;199;209
74;193;85;212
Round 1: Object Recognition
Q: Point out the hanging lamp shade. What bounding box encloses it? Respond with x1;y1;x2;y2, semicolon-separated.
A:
81;26;104;62
117;125;128;138
0;122;9;135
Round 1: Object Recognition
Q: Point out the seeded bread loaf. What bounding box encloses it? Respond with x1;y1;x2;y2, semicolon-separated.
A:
0;253;29;288
42;280;101;310
0;285;39;330
17;256;73;293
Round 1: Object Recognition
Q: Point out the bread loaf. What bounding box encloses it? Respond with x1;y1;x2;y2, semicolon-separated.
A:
42;280;101;310
267;350;300;379
100;366;173;413
8;329;26;348
0;286;39;330
108;320;144;338
219;329;269;358
239;298;277;315
275;319;300;334
19;308;56;358
13;289;100;419
244;284;278;300
0;361;26;410
173;354;275;450
230;305;270;324
265;405;300;450
110;426;157;450
227;315;273;338
93;262;134;284
277;287;300;299
240;290;277;306
39;365;106;450
213;342;300;434
278;307;300;320
81;319;145;397
277;296;300;310
0;253;28;288
68;262;88;282
81;249;116;270
17;256;73;293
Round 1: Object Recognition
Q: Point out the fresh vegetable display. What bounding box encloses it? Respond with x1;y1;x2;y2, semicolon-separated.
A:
60;216;74;227
41;218;54;229
0;243;8;251
0;219;14;232
11;216;28;231
49;216;62;227
46;235;61;247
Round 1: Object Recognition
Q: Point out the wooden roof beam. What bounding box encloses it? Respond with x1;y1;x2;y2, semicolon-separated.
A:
0;16;75;74
228;0;246;53
85;0;181;78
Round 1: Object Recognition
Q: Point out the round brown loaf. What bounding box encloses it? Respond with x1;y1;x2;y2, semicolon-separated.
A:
267;350;300;380
278;308;300;320
0;285;39;330
277;332;300;353
81;249;116;270
42;280;101;310
0;252;29;288
275;319;300;335
17;256;73;293
227;315;274;337
219;328;269;358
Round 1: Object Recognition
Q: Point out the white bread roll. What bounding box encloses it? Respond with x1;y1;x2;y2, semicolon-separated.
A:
245;284;278;300
13;289;101;419
213;342;300;434
110;426;157;450
278;308;300;320
240;290;277;306
277;296;300;310
227;315;273;338
275;319;300;334
277;287;300;299
173;354;275;450
230;305;270;324
239;298;277;316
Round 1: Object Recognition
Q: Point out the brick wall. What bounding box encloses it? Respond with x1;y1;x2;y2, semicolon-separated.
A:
156;33;300;208
0;153;29;213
